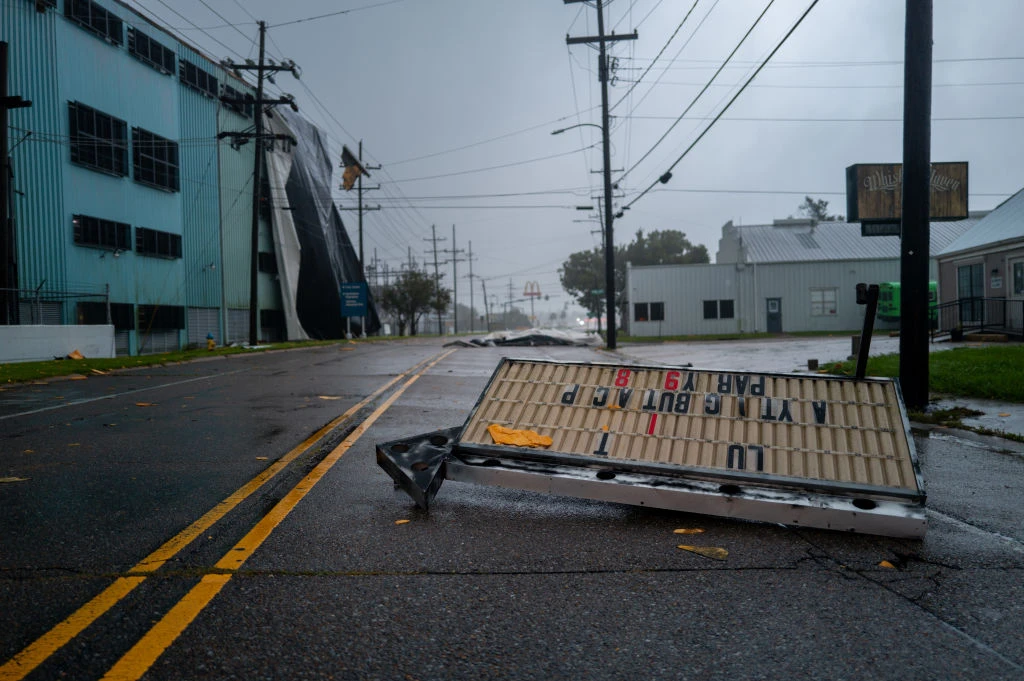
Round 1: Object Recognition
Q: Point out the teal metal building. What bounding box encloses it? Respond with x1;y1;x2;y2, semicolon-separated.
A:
2;0;276;355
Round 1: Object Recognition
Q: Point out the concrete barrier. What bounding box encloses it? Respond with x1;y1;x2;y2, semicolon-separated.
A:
0;325;116;363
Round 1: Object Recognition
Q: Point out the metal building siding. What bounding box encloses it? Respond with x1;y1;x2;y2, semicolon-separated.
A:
217;104;256;310
177;45;222;309
627;264;741;336
3;4;68;294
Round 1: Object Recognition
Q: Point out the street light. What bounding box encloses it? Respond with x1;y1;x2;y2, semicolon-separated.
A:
550;120;618;349
550;123;603;135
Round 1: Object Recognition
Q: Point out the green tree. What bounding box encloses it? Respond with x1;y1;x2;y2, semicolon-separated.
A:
796;196;843;222
559;229;709;333
379;269;451;336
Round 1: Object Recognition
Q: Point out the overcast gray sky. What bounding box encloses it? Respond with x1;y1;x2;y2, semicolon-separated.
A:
124;0;1024;321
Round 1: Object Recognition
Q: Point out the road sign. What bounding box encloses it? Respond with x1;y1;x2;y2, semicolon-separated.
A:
378;358;926;537
524;281;541;297
339;282;367;317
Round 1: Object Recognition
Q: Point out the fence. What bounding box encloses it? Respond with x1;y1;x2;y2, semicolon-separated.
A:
932;297;1024;340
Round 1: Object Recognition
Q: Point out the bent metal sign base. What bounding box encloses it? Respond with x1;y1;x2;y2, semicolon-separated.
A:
376;358;926;538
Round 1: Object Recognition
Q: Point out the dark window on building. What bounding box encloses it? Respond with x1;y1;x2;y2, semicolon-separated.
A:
179;59;218;98
69;102;128;176
77;301;134;330
260;308;285;329
258;252;278;274
132;128;179;192
135;227;182;259
633;303;649;322
650;302;665;321
65;0;123;44
719;300;734;319
138;304;185;330
220;84;253;118
72;214;131;251
703;300;719;319
127;26;175;74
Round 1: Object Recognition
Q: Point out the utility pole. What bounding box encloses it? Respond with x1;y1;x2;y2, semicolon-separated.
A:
466;240;477;333
425;225;446;335
481;277;491;332
220;23;299;346
507;279;515;328
1;41;32;325
337;140;381;271
565;0;636;349
442;224;466;334
899;0;933;411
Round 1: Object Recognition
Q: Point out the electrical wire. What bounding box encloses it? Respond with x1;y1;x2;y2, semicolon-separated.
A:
618;0;775;185
269;0;410;28
623;0;820;211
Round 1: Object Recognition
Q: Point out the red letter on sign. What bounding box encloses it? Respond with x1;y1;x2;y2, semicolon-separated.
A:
614;369;631;387
664;371;680;391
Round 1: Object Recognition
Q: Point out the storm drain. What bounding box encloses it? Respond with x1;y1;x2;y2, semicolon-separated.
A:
376;358;926;538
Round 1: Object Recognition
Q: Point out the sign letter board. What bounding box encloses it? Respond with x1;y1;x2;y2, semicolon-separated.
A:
450;358;926;537
846;162;968;223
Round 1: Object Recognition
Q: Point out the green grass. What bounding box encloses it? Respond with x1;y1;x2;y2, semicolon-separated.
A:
0;339;357;385
822;345;1024;403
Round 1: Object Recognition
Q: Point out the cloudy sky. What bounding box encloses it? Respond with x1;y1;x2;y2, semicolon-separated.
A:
124;0;1024;321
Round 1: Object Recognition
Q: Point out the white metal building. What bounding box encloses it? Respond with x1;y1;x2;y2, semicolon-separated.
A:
626;215;984;337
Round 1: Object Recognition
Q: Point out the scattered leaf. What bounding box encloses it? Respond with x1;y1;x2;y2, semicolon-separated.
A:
394;519;411;525
23;450;34;454
677;545;728;560
91;369;108;375
879;560;896;569
318;395;342;400
0;477;29;483
135;402;155;407
998;412;1011;417
68;443;80;447
673;528;705;535
68;375;87;381
255;456;268;460
487;424;552;448
67;349;84;360
601;425;609;432
607;404;621;410
339;347;356;351
103;423;117;428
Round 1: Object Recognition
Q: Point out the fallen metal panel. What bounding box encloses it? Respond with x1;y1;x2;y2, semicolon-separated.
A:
376;358;926;537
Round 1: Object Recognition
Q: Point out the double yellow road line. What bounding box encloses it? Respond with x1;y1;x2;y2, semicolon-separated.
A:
1;348;455;681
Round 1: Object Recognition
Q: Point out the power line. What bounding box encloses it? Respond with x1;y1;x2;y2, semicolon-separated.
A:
623;0;821;211
269;0;410;28
389;144;600;183
618;0;776;185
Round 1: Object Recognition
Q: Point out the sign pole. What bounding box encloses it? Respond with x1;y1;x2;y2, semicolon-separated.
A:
899;0;932;411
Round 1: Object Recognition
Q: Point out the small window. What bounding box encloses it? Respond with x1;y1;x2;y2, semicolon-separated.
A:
138;304;185;330
135;227;182;259
72;214;131;251
65;0;123;45
179;59;218;98
132;128;179;191
127;27;175;74
1014;262;1024;296
69;102;128;177
77;301;134;330
650;302;665;321
719;300;734;319
221;84;253;118
633;303;649;322
810;288;838;317
258;252;278;274
703;300;718;319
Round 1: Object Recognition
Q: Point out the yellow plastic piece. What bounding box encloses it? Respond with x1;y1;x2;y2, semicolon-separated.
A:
487;424;553;448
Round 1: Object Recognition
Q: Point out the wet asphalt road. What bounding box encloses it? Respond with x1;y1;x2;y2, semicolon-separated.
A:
1;338;1022;681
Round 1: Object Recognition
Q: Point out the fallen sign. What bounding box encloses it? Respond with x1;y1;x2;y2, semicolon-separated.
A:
376;358;926;538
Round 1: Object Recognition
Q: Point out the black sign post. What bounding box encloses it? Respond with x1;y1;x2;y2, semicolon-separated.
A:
899;0;933;411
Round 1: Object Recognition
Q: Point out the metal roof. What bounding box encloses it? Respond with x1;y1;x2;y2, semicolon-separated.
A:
730;217;980;264
937;188;1024;256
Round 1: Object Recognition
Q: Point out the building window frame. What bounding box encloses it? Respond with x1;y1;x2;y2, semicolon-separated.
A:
135;227;182;259
72;214;131;251
703;299;734;320
64;0;123;45
132;127;180;192
138;304;185;330
179;59;218;98
127;26;175;75
69;102;128;177
810;287;838;317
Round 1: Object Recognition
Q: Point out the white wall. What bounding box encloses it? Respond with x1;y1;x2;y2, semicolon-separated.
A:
0;326;116;363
